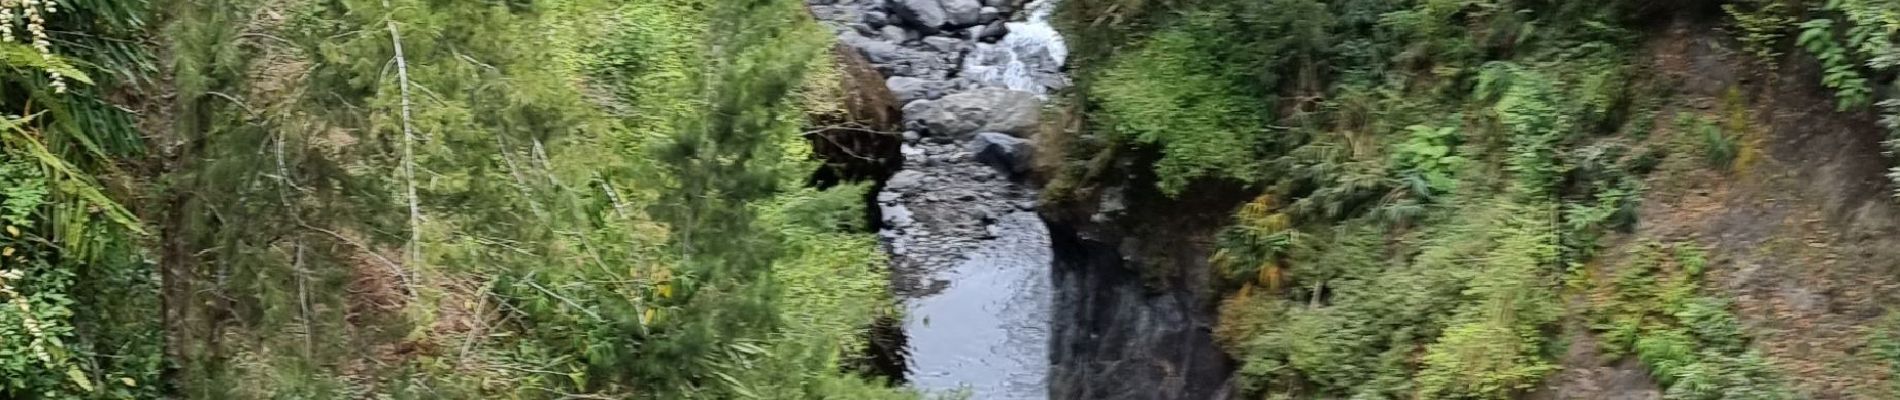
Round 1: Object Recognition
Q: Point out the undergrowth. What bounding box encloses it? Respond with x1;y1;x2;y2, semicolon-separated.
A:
1589;242;1792;400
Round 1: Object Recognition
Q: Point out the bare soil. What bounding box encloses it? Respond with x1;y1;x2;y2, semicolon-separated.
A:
1541;16;1900;399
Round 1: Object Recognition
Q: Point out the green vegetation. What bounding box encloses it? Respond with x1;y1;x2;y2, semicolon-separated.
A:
12;0;1900;397
1056;0;1804;398
1589;242;1790;400
1787;0;1900;196
4;0;913;398
1;0;161;397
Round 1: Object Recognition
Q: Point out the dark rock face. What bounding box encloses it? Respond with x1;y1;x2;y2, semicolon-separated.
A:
1041;159;1249;400
1047;222;1233;400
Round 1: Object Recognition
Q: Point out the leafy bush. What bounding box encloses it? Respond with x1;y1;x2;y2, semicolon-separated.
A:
1589;242;1793;400
1090;10;1271;195
1393;124;1468;197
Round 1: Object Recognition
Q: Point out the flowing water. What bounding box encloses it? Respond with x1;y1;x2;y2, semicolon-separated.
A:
897;2;1068;397
960;0;1069;96
902;211;1052;399
807;0;1072;395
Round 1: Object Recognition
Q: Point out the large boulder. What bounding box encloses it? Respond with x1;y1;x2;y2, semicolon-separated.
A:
886;170;927;191
922;36;967;53
969;132;1035;177
941;0;983;27
841;32;902;62
900;88;1042;139
891;0;948;33
886;76;952;104
841;32;956;79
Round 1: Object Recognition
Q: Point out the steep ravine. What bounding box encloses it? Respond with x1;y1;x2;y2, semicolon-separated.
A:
810;0;1235;397
808;0;1063;397
1042;174;1245;400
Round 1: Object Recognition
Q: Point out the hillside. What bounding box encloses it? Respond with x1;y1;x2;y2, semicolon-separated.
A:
7;0;1900;399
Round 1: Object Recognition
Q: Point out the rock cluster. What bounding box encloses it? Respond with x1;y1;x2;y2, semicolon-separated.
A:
809;0;1053;295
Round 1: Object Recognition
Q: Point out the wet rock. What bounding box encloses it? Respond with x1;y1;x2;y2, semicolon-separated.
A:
887;76;947;104
863;10;890;27
873;46;957;79
888;170;927;191
882;204;915;227
1099;185;1127;215
978;6;1001;24
922;36;967;53
970;132;1035;176
879;25;912;42
976;20;1008;43
900;88;1042;139
941;0;983;27
842;32;903;62
891;0;948;33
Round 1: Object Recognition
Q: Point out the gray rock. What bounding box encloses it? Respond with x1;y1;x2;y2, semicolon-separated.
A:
978;6;1001;24
891;0;947;33
902;130;922;142
886;76;947;104
879;49;956;79
922;36;966;53
980;0;1009;7
970;132;1035;176
881;204;915;227
887;170;926;191
849;23;879;37
810;5;860;23
839;32;954;78
841;32;902;62
941;0;983;26
863;10;890;27
878;25;912;42
1098;185;1127;215
901;88;1042;139
878;191;901;203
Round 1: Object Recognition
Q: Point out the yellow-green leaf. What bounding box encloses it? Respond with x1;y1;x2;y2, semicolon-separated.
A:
120;377;136;387
1;122;144;234
66;367;93;392
0;43;94;85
